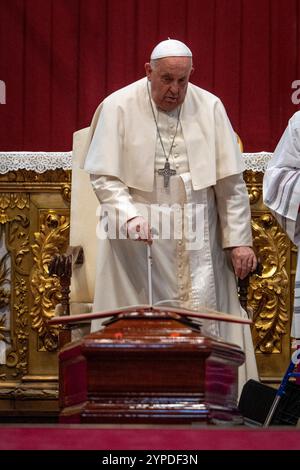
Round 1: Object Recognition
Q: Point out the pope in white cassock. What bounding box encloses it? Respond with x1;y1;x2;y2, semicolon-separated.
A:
81;39;258;391
263;111;300;344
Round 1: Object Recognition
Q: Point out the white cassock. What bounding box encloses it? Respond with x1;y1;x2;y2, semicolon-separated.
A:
82;78;258;393
263;111;300;341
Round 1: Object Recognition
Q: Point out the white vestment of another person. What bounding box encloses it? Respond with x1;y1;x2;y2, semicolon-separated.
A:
81;77;258;392
263;111;300;341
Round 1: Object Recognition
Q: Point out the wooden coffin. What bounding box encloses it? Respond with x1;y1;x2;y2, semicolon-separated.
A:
58;308;245;424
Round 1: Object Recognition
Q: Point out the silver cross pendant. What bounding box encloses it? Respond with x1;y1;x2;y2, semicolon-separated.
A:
158;161;176;188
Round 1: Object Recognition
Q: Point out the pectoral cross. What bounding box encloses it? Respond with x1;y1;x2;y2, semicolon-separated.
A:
158;161;176;188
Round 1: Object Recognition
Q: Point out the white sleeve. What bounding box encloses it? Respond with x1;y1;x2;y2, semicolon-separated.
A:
214;173;253;249
263;113;300;244
90;174;140;222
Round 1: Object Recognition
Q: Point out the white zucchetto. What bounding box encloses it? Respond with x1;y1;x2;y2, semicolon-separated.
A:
150;39;192;60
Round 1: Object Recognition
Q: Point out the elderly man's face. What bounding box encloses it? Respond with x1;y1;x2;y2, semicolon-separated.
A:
145;57;194;112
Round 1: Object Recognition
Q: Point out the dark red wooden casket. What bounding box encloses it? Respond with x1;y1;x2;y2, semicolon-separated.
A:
58;307;245;424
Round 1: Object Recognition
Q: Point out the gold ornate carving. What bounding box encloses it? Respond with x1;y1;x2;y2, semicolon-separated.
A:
8;215;30;267
5;351;18;369
0;193;29;211
0;386;58;399
0;252;10;356
0;170;71;414
30;211;70;352
0;194;11;224
14;387;58;399
0;194;30;227
248;214;289;353
244;170;262;205
0;169;71;184
61;183;71;204
10;193;29;210
248;185;261;205
0;194;31;379
10;277;29;376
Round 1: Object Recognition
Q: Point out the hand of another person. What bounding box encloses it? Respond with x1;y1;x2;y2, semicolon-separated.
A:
230;246;257;280
127;216;152;244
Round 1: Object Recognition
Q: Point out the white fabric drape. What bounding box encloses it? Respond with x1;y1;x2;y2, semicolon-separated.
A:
263;111;300;339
